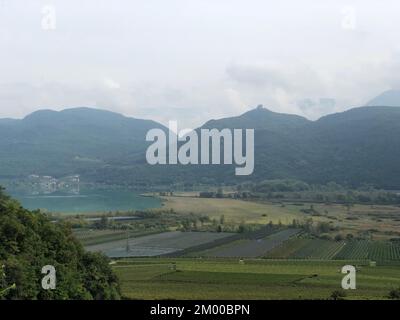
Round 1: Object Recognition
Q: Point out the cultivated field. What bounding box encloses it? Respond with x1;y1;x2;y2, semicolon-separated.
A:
197;229;300;258
74;229;132;246
73;228;165;246
289;240;345;260
85;231;234;257
334;240;400;262
266;238;400;262
114;258;400;300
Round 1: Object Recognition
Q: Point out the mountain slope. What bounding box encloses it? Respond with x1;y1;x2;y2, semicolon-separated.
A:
1;105;400;188
292;107;400;187
202;105;310;131
177;106;400;188
0;107;166;177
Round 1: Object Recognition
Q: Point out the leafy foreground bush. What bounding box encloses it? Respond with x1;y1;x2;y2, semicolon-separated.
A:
0;188;120;299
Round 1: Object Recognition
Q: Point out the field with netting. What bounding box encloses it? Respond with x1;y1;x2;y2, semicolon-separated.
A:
197;229;300;258
266;239;345;260
289;240;345;260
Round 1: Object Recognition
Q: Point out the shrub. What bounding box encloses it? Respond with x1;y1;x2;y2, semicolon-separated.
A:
330;290;347;300
388;288;400;300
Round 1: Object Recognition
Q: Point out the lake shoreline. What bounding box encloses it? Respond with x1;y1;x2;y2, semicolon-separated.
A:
10;187;163;215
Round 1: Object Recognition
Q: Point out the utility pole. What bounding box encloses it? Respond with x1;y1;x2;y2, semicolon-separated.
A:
126;230;130;253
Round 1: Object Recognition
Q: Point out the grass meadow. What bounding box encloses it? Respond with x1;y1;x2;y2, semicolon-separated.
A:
161;195;400;239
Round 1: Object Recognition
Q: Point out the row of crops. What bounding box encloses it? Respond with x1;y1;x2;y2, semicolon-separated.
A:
335;240;400;262
334;240;369;260
266;239;400;262
197;228;301;258
290;239;345;260
266;239;344;259
167;225;283;257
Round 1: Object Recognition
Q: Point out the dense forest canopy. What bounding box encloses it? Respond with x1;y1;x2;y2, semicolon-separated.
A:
0;187;120;299
2;106;400;189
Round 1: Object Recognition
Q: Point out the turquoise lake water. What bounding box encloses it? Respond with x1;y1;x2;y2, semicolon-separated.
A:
11;188;161;214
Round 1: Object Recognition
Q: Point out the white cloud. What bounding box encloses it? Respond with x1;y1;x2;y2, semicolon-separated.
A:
102;78;121;90
1;0;400;125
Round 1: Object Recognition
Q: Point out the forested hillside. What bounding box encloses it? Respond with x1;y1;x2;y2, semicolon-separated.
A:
0;187;120;299
1;105;400;188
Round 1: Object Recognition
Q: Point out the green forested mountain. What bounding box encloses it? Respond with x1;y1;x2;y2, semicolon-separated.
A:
1;105;400;188
293;106;400;187
0;187;120;299
0;107;166;178
202;105;310;131
203;105;400;188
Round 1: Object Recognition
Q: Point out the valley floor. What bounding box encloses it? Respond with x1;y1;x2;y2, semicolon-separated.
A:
113;258;400;300
70;193;400;300
160;194;400;240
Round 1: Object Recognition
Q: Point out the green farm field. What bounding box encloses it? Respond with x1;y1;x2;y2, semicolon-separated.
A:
113;258;400;300
73;228;164;246
265;238;400;262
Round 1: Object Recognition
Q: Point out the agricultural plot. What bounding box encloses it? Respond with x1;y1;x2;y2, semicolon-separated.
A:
199;229;300;258
265;238;311;259
368;241;400;261
114;258;400;300
74;228;163;246
267;238;400;262
334;240;370;260
333;240;400;262
74;229;135;246
289;239;345;260
85;231;234;257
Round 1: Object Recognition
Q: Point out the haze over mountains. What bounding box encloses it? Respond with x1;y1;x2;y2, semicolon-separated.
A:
1;91;400;189
366;90;400;107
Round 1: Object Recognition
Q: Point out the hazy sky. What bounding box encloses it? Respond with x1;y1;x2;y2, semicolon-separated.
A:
1;0;400;128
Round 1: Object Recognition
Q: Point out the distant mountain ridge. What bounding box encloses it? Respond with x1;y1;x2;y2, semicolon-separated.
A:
202;105;310;131
193;105;400;188
0;107;166;178
1;103;400;188
366;90;400;107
